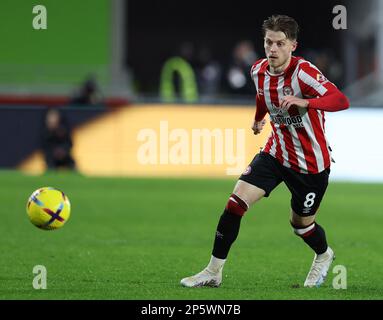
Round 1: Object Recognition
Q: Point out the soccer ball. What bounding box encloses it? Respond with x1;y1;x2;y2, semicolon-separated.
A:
26;187;71;230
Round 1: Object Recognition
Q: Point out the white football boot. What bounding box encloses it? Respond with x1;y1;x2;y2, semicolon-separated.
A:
180;268;222;288
304;247;335;288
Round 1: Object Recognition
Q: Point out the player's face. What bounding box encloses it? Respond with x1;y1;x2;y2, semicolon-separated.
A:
264;30;297;73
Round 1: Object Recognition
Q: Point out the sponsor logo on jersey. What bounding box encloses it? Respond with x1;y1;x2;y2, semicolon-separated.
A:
270;114;304;128
316;73;328;83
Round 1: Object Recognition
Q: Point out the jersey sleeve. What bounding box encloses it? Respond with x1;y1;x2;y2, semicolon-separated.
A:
297;62;349;112
250;63;256;82
254;94;268;121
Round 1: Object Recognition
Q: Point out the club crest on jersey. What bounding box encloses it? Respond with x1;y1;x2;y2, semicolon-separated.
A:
242;166;252;176
282;86;294;96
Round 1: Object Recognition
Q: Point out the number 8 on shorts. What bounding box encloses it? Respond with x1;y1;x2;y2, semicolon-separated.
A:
304;192;316;208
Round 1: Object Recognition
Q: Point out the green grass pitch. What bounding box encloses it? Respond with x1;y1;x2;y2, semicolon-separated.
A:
0;170;382;300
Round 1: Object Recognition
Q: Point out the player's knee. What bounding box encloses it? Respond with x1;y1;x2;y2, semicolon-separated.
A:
291;221;316;238
225;194;249;217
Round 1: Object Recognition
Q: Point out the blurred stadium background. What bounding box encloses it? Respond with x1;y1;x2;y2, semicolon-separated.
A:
1;0;383;300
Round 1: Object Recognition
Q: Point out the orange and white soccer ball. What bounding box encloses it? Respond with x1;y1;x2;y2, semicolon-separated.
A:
26;187;71;230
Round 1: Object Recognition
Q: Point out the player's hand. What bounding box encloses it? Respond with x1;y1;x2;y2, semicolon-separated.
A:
280;95;309;111
252;119;266;135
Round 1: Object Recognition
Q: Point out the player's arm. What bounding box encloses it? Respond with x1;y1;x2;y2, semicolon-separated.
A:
252;94;267;135
306;85;349;111
280;63;349;112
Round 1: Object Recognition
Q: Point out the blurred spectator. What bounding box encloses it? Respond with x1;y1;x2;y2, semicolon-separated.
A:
71;76;102;106
303;49;343;87
195;47;223;100
179;41;197;67
42;108;76;170
225;40;258;96
160;42;199;103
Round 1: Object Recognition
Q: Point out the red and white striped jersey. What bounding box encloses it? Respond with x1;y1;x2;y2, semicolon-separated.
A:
251;56;349;174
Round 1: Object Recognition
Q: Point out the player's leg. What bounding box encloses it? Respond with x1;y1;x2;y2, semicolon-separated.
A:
211;180;265;259
180;181;265;288
290;210;329;256
211;152;282;269
291;209;335;287
207;180;265;273
180;152;282;288
286;168;335;287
